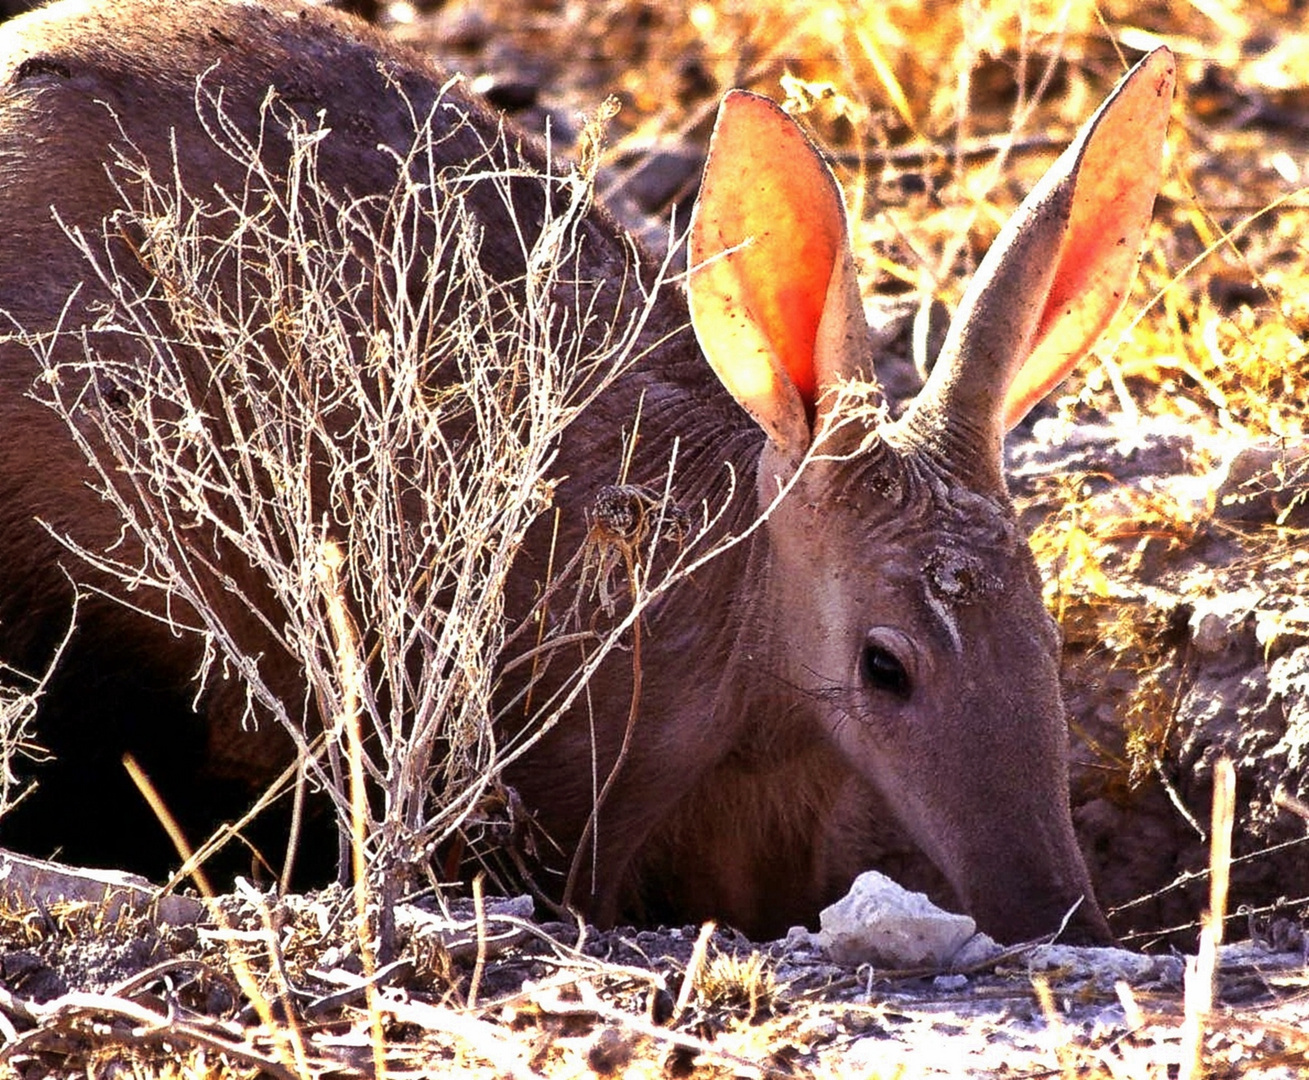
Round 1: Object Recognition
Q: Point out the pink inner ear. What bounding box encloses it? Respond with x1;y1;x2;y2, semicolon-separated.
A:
742;276;827;404
1026;116;1162;368
1002;47;1174;429
690;91;847;412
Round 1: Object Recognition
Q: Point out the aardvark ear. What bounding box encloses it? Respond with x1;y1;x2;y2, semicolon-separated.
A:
688;91;870;465
998;47;1176;428
903;47;1175;481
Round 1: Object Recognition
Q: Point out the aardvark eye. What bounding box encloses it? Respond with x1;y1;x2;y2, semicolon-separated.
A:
859;640;911;699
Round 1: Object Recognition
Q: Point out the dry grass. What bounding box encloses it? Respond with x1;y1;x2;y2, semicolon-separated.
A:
0;680;41;829
13;69;704;940
0;619;70;826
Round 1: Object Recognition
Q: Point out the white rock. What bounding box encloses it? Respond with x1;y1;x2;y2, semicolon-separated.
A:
1026;944;1184;988
817;870;978;968
783;924;820;950
951;930;1003;968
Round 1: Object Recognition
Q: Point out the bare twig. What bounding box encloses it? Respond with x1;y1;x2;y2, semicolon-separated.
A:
1179;756;1236;1080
